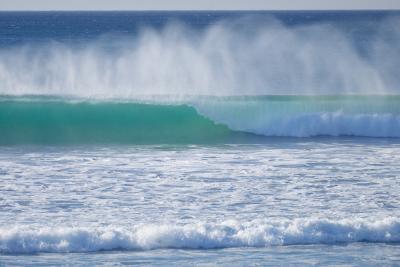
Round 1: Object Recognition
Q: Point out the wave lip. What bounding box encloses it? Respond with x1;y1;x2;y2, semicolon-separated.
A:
1;218;399;254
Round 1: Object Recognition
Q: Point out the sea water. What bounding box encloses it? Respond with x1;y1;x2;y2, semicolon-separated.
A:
0;11;400;266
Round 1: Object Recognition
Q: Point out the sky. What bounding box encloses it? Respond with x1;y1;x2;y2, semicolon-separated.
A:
1;0;400;11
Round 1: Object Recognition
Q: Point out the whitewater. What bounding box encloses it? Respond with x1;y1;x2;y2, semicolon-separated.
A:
0;143;400;264
2;218;400;253
1;11;400;266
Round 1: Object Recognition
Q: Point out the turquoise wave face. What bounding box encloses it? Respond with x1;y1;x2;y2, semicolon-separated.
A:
0;98;243;145
1;95;400;145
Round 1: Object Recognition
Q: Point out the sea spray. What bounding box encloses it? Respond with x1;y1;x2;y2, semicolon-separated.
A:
0;16;399;97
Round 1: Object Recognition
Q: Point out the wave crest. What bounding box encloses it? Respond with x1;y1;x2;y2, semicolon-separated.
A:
1;218;399;253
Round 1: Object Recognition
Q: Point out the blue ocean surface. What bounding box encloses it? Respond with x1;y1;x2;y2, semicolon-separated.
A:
0;11;400;266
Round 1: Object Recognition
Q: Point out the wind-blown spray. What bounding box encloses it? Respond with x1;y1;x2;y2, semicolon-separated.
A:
0;16;399;97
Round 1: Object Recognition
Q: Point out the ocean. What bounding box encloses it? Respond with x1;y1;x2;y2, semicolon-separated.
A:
0;11;400;266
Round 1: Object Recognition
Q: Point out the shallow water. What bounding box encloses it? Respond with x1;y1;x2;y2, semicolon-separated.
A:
0;140;399;264
2;245;400;266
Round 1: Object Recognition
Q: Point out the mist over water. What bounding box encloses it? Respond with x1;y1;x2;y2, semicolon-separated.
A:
1;15;399;97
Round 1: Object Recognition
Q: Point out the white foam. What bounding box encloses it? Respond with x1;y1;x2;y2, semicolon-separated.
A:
1;218;399;253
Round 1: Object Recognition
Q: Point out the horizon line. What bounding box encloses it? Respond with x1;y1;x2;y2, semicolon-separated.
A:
1;9;400;12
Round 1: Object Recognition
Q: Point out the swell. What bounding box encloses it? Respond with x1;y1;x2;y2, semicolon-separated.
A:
0;218;399;254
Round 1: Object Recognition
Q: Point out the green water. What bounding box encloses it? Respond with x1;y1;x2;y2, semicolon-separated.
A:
0;100;237;145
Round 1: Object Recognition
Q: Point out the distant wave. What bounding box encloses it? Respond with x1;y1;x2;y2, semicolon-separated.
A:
0;218;399;254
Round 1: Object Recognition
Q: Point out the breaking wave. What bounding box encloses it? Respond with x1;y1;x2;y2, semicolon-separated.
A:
1;218;399;254
1;95;400;144
1;15;400;143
